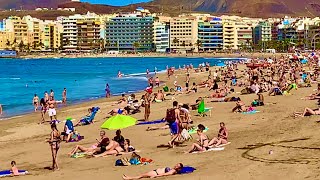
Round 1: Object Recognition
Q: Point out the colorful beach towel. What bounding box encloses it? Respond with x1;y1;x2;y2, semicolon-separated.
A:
178;166;196;174
191;147;225;154
137;119;166;125
0;170;28;177
71;152;87;158
188;127;209;134
242;110;260;114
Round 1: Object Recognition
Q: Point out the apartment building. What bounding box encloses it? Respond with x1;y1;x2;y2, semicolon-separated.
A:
154;21;170;53
5;16;33;47
62;14;82;50
105;9;154;51
25;16;42;49
253;21;272;45
222;21;237;49
236;22;253;49
198;17;223;51
0;31;14;50
169;17;198;52
77;20;101;50
40;21;61;50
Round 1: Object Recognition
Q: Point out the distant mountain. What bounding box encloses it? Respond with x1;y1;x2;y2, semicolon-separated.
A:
0;0;70;10
1;0;320;18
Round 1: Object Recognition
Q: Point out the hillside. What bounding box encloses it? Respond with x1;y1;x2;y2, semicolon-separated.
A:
1;0;320;18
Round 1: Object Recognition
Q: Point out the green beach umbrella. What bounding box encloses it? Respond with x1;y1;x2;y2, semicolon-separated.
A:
101;115;137;130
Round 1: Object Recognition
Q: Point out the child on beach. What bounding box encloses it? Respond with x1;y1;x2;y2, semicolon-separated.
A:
11;161;19;176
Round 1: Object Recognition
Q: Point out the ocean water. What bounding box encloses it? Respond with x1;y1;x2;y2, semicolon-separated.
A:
0;57;244;117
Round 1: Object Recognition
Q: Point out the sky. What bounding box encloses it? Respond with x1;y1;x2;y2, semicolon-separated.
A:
81;0;152;6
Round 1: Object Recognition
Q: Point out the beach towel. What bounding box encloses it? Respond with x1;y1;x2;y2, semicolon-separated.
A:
69;135;84;142
137;119;166;125
0;170;28;177
188;127;209;135
191;147;225;154
71;152;87;158
178;166;196;174
242;110;260;114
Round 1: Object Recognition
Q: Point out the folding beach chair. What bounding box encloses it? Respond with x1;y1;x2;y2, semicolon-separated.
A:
197;100;212;117
80;107;100;125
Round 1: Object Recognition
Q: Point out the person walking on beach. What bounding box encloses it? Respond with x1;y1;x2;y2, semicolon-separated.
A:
185;74;190;91
62;88;67;105
105;84;111;98
46;123;61;171
33;94;39;112
0;104;2;116
48;96;58;122
144;87;152;121
167;101;181;148
40;98;47;124
50;89;54;99
44;91;49;102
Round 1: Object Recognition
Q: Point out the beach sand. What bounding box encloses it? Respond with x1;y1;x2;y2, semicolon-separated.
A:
1;64;320;180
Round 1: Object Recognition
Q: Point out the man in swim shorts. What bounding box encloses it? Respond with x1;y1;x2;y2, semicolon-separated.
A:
48;96;57;121
62;88;67;105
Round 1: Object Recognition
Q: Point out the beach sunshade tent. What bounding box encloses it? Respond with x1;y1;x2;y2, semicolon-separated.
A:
101;115;137;130
198;100;212;117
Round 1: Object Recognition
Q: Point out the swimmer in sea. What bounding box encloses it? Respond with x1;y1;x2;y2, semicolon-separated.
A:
118;70;122;78
33;94;39;112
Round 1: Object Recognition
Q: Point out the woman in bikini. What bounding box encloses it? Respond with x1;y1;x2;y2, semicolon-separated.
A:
294;107;320;117
208;122;228;147
47;123;61;171
122;163;183;180
185;124;209;153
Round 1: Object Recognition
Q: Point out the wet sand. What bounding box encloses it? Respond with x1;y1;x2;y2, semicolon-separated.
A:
0;63;320;180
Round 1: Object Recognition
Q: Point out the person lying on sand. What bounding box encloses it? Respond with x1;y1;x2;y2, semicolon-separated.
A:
146;124;169;131
122;163;183;180
68;131;108;157
108;108;128;116
185;124;209;153
294;107;320;117
210;97;240;103
93;139;124;157
208;122;228;147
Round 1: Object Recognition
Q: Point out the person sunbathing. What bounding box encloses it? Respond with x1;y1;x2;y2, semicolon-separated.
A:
232;99;247;112
74;108;93;126
210;96;240;102
93;140;124;157
68;131;109;156
208;122;228;147
185;124;209;153
153;90;165;102
294;107;320;117
122;163;183;180
108;108;128;116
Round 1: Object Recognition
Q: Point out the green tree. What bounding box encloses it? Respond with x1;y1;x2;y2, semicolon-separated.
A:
5;39;10;50
18;40;24;52
181;41;186;48
195;39;202;52
133;41;140;53
26;43;30;52
105;40;111;52
173;37;179;46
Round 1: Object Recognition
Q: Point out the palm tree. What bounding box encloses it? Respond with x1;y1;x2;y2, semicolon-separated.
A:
133;41;140;53
181;41;186;48
105;40;111;52
173;37;179;46
5;39;10;50
26;43;30;53
195;40;202;52
18;40;24;52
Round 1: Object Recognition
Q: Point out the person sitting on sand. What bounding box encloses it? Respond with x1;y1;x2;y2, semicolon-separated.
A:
208;122;228;147
113;130;125;149
11;161;19;176
185;124;209;153
153;90;165;103
74;108;94;126
294;107;320;117
122;163;183;180
68;131;109;157
186;82;197;94
232;99;247;112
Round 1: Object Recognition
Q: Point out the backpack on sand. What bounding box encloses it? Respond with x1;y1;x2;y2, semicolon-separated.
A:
165;108;176;123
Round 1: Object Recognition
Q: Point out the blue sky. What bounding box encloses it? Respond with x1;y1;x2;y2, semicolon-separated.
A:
81;0;152;6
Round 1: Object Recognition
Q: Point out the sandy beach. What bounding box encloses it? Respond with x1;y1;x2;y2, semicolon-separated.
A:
1;59;320;180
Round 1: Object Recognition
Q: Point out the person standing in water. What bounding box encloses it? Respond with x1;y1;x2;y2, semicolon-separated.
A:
146;68;150;77
50;89;54;99
0;104;2;116
105;84;111;98
118;70;122;78
62;88;67;105
33;94;39;112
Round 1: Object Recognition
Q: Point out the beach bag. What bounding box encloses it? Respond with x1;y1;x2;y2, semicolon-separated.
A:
165;108;176;123
163;86;169;92
115;157;131;166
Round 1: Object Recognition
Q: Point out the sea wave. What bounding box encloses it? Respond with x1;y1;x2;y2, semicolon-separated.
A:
0;77;21;80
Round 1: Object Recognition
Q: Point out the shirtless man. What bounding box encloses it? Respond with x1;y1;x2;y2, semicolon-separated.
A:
48;96;58;121
50;89;54;99
33;94;39;112
154;90;164;102
168;101;181;148
62;88;67;105
144;89;152;121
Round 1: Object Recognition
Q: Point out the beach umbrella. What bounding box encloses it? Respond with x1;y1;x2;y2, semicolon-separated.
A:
101;115;137;130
